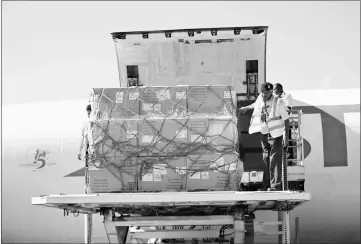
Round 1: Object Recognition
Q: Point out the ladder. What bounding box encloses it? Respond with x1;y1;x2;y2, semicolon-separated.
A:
287;109;304;167
282;109;304;191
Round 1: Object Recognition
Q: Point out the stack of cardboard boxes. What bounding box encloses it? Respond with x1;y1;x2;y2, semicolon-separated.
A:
87;85;243;193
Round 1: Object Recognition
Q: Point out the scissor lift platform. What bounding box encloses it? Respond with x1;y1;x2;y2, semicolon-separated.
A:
32;191;310;244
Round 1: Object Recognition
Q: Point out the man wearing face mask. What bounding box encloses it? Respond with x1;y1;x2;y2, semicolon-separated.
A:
239;82;290;191
273;83;292;112
273;83;295;162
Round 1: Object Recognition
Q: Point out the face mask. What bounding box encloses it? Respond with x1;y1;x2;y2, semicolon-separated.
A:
262;92;272;102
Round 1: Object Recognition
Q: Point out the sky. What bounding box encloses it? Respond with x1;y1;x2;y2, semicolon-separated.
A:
2;1;360;106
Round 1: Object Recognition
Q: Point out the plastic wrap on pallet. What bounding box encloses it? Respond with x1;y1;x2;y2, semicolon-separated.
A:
87;152;243;192
136;85;238;117
139;86;187;117
91;88;140;120
88;156;138;193
88;116;238;158
138;117;189;156
185;152;243;191
90;85;237;118
137;156;186;191
187;116;238;155
137;116;238;156
88;119;139;158
137;152;243;191
87;85;242;192
187;85;237;117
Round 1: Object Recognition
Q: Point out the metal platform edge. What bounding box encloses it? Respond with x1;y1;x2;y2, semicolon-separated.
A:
32;191;311;213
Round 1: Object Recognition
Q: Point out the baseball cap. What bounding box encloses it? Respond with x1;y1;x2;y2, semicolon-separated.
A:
260;82;273;92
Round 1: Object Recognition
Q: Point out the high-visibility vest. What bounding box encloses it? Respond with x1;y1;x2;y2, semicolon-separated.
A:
249;96;285;138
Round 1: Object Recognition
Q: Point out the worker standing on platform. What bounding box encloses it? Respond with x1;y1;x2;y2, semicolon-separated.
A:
78;104;92;161
273;83;295;162
239;82;290;191
273;83;293;112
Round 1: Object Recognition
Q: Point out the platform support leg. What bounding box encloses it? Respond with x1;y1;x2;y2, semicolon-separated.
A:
115;225;129;244
245;212;255;244
85;214;93;244
278;211;291;244
103;209;129;244
295;217;300;244
234;207;245;244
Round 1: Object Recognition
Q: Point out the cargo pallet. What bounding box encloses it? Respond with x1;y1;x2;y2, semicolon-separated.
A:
32;191;310;244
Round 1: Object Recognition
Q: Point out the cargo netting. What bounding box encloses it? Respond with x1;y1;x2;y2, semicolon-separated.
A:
86;86;243;192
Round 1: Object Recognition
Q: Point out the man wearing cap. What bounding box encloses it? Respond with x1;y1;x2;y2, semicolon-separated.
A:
239;82;290;191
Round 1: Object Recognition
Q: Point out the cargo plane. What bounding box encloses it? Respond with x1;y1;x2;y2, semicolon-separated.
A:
2;27;360;243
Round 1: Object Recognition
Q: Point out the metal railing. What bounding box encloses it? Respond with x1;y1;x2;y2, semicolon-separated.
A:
287;109;304;167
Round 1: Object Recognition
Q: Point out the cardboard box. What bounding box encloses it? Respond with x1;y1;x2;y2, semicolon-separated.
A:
138;117;188;156
186;117;238;154
88;119;139;157
139;86;187;117
91;88;140;119
185;153;243;191
137;156;187;191
207;117;238;149
138;116;237;156
187;85;237;117
88;157;138;193
186;117;210;154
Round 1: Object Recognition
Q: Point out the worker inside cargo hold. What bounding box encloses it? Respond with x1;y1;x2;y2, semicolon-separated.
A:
239;82;290;191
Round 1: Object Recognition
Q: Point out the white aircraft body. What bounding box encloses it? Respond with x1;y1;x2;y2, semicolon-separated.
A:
2;26;360;244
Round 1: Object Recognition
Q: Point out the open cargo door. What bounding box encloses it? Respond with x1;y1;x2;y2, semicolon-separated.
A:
111;26;268;100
